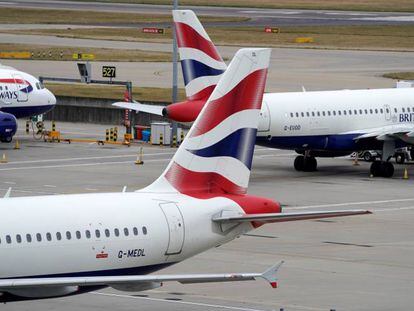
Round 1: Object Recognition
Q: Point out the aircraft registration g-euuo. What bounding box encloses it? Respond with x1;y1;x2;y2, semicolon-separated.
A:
0;48;369;303
114;10;414;178
0;64;56;142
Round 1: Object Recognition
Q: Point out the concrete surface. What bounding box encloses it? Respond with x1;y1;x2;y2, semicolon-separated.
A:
0;121;413;310
2;0;414;27
2;47;414;92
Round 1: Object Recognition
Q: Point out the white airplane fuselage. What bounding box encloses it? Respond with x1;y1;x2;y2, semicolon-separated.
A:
257;88;414;153
0;192;249;282
0;67;56;119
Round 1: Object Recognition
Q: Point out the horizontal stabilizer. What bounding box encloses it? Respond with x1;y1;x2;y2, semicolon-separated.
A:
213;210;371;224
113;101;165;116
0;263;283;290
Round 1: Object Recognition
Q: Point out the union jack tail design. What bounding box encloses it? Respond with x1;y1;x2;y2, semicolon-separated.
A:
147;48;271;196
173;10;227;101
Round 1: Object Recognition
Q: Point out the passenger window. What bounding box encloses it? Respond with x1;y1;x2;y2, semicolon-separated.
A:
114;228;120;237
317;111;320;116
46;232;52;241
311;111;315;117
133;227;138;236
380;108;383;114
66;231;71;240
56;232;62;241
85;230;91;239
26;234;32;242
0;86;2;91
95;230;101;238
306;112;310;117
301;112;304;117
327;111;331;116
36;233;42;242
394;108;398;113
16;234;22;243
386;108;390;113
6;235;11;244
295;112;299;117
290;113;293;118
402;108;405;113
338;111;342;116
333;111;336;116
322;111;326;116
76;231;81;239
375;109;378;114
369;109;373;114
408;107;411;112
124;228;129;236
365;109;368;114
142;227;147;235
5;86;8;90
105;229;110;237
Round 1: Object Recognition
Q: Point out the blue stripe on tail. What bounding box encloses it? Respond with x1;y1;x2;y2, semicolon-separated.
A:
187;128;257;169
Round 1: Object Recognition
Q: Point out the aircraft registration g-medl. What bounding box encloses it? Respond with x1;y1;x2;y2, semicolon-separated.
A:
115;10;414;178
1;48;369;303
0;65;56;142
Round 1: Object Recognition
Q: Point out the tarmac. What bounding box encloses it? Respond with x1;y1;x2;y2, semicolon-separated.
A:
1;121;414;310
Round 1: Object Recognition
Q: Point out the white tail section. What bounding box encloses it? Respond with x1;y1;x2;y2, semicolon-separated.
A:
144;48;271;195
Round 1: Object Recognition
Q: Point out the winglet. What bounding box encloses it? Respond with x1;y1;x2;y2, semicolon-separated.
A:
3;187;11;198
260;261;284;288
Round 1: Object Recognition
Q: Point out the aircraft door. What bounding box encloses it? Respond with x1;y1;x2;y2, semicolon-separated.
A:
258;101;271;132
159;202;185;255
384;104;391;121
12;74;28;102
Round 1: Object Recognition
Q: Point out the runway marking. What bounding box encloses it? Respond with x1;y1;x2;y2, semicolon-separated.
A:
43;184;57;188
0;158;172;171
2;152;176;165
0;188;59;195
376;206;414;212
286;198;414;210
3;181;16;184
91;292;268;311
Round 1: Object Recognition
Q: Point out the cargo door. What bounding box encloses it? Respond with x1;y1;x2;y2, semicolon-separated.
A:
159;202;185;255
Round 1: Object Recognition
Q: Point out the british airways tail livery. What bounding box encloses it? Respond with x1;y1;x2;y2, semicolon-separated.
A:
0;65;56;143
112;10;227;122
0;48;369;303
117;10;414;178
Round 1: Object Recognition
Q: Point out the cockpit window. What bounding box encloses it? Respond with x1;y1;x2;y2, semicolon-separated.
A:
39;81;45;89
35;82;40;90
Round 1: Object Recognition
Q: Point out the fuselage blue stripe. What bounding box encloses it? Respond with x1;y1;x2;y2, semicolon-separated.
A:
181;59;224;85
187;128;257;169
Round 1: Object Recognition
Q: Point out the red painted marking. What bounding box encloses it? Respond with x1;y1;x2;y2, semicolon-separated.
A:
190;69;268;137
270;281;277;288
96;253;108;259
175;22;222;61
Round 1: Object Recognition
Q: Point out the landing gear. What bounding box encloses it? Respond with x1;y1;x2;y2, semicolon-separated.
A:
370;161;394;178
294;155;317;172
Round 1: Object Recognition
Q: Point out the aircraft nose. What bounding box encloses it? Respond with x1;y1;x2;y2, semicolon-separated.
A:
46;89;56;106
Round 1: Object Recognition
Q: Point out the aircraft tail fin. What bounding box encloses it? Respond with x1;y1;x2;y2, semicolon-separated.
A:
173;10;227;101
146;48;271;196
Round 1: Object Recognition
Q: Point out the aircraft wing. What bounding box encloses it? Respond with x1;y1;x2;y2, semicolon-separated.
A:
0;262;283;289
212;210;371;224
341;124;414;141
112;101;165;116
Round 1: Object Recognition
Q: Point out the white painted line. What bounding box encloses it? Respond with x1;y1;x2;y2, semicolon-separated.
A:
3;181;16;184
0;158;170;171
0;188;59;195
91;292;268;311
286;198;414;210
43;185;57;188
376;206;414;212
3;152;176;165
85;188;98;191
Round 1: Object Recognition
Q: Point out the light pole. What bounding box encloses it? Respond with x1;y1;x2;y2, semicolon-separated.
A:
171;0;178;145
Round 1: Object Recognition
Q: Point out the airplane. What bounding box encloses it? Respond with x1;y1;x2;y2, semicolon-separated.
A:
114;10;414;178
0;64;56;142
0;48;369;303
